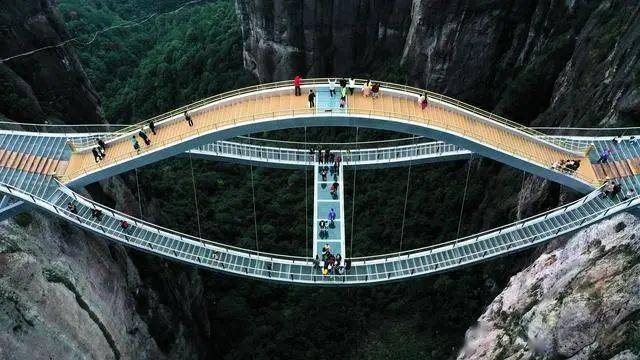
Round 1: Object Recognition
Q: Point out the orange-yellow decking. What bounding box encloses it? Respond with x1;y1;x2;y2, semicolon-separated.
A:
61;91;598;184
0;149;68;176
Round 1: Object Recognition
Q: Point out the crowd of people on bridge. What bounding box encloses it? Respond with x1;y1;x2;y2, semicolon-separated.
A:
295;76;385;109
551;159;581;174
601;178;623;199
128;125;158;153
314;243;349;276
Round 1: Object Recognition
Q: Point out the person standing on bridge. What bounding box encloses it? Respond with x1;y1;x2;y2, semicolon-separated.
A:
184;111;194;127
148;120;157;135
91;147;102;163
67;202;78;215
348;78;356;95
597;149;612;163
328;208;336;225
139;129;151;146
308;90;316;108
328;78;337;97
91;208;103;222
418;93;428;109
119;220;131;240
339;77;347;91
371;83;381;98
624;188;636;200
294;75;302;96
362;79;372;97
130;136;141;154
96;138;106;157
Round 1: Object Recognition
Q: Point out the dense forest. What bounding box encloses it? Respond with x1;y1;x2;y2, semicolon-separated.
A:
50;0;567;357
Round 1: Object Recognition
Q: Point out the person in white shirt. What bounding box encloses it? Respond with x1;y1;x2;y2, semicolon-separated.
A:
418;93;428;109
328;78;337;97
348;78;356;95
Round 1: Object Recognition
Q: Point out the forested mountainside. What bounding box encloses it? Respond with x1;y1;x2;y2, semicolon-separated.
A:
0;0;638;359
0;0;101;124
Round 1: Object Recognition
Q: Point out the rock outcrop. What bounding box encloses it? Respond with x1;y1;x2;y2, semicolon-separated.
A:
236;0;640;127
458;213;640;359
0;0;102;124
0;215;162;359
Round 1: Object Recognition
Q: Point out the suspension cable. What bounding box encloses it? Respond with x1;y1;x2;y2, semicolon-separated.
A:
249;162;259;254
456;155;474;239
188;151;203;240
0;0;202;63
349;127;359;259
399;134;416;252
304;126;309;259
134;168;143;218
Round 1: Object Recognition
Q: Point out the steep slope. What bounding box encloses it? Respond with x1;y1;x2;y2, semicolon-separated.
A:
0;215;162;359
458;213;640;359
236;0;640;127
0;0;102;124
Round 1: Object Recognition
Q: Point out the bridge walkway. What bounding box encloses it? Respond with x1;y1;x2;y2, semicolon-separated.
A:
312;160;346;269
0;133;70;199
60;83;597;187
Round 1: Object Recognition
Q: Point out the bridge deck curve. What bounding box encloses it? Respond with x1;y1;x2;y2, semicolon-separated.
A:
59;81;598;190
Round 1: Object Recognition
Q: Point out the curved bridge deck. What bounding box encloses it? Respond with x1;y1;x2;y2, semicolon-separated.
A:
59;80;597;192
0;178;636;286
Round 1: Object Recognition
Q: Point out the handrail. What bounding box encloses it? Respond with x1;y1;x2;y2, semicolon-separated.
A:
53;181;309;262
59;107;598;185
350;184;608;260
64;78;590;154
198;139;463;156
53;181;604;263
233;135;427;148
1;179;637;284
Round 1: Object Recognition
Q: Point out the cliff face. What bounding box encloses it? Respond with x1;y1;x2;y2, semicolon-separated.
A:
235;0;413;81
0;216;162;359
458;213;640;359
0;0;102;124
236;0;640;357
236;0;640;127
0;1;210;357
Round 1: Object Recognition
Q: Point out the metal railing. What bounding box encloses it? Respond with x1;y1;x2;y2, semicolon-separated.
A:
193;140;467;166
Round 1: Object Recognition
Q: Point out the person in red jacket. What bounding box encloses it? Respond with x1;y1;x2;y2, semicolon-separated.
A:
293;75;302;96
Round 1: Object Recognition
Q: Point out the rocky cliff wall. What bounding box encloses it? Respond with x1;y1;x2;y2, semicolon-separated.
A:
0;0;102;124
235;0;414;81
0;214;162;359
458;213;640;359
236;0;640;127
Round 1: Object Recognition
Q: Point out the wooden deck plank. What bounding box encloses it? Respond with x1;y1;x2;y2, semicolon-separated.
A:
627;159;640;175
54;161;69;177
5;152;19;169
